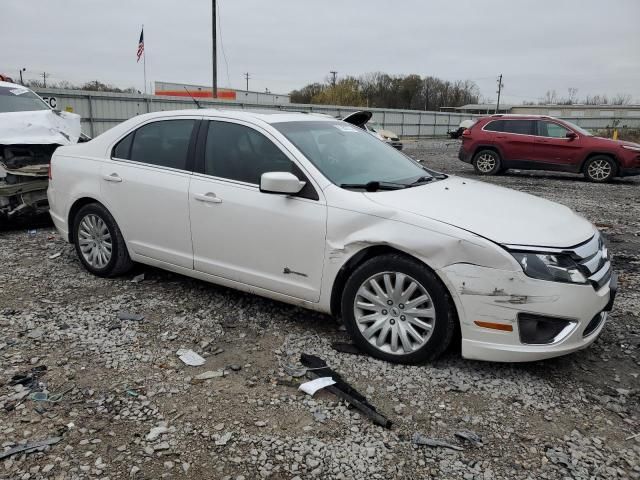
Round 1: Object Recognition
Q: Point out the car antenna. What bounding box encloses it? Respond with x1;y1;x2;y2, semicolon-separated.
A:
183;86;203;109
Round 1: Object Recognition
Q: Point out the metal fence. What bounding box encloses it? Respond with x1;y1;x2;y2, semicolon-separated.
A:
33;88;477;138
33;88;640;138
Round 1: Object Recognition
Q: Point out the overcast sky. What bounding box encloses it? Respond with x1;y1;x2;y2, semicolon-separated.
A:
3;0;639;104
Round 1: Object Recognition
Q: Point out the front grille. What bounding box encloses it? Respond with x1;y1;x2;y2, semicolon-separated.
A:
571;233;612;290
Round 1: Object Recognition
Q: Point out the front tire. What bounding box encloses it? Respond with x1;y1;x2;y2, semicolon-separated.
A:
472;149;502;175
584;156;617;183
72;203;133;277
341;254;455;364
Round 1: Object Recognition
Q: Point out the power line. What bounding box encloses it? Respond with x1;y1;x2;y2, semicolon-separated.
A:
211;0;217;98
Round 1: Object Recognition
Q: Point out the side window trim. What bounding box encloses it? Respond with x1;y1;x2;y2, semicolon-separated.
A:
195;119;320;201
110;118;201;173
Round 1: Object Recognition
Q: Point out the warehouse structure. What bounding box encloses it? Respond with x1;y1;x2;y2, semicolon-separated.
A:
154;81;290;105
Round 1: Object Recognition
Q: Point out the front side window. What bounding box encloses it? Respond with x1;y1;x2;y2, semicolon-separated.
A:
204;121;295;184
274;121;430;187
113;119;195;170
501;120;535;135
538;121;571;138
0;86;50;113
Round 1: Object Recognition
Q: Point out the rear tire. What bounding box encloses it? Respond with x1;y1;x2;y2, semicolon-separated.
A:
72;203;133;277
583;156;617;183
341;254;455;364
472;149;502;175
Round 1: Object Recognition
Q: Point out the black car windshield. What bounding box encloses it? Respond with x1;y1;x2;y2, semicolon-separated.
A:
274;120;430;188
0;86;50;113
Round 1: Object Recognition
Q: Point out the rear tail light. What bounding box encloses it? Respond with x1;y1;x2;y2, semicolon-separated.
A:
462;129;472;138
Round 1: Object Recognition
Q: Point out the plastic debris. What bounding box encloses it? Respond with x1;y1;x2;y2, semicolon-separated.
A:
300;354;392;429
0;437;62;460
412;433;464;451
299;377;336;396
455;430;484;447
118;311;145;322
9;365;47;388
177;349;206;366
48;252;62;260
131;273;145;283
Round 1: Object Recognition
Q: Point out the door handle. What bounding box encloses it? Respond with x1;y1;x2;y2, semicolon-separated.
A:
102;173;122;183
194;192;222;204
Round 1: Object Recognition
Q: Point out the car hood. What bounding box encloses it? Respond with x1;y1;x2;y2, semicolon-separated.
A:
0;110;81;145
592;136;640;149
364;177;595;247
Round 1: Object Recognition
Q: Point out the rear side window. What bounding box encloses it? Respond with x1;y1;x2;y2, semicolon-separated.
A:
113;119;195;170
113;132;133;159
483;120;504;132
501;120;535;135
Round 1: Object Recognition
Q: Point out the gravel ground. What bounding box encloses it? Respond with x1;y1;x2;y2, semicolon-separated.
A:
1;138;639;480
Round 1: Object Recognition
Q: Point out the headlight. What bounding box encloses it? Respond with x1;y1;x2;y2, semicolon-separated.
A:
622;145;640;152
510;251;588;284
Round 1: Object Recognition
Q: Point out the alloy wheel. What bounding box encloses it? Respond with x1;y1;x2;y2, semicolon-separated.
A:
476;153;496;173
353;272;436;355
587;159;612;181
77;214;113;269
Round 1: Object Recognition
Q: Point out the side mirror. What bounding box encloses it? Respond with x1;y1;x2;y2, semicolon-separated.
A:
260;172;306;195
566;131;578;140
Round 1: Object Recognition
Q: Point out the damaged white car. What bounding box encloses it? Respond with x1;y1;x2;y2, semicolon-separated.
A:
48;110;616;363
0;81;82;222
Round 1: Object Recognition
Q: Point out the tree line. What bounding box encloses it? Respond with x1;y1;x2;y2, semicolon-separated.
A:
525;89;633;106
23;79;139;94
290;73;480;110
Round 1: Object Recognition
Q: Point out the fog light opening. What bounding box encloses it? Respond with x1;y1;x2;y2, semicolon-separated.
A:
518;314;573;345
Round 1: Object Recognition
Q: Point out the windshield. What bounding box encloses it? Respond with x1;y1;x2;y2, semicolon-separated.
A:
562;120;592;136
0;86;50;113
274;121;430;188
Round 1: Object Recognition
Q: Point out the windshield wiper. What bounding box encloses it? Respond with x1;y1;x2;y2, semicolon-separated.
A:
340;181;405;192
408;175;434;186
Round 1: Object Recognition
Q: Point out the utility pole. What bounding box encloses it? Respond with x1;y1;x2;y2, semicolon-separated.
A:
329;71;337;87
42;72;48;88
211;0;217;99
495;74;504;113
244;72;250;92
19;68;25;85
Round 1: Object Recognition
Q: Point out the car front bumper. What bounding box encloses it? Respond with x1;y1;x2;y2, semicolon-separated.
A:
386;140;403;150
438;263;615;362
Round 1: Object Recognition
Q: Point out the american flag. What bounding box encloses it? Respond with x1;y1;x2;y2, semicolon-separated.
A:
136;28;144;63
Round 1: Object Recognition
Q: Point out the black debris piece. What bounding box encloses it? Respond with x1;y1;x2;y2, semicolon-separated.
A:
331;342;363;355
8;365;47;388
0;437;62;460
300;353;392;429
455;430;484;447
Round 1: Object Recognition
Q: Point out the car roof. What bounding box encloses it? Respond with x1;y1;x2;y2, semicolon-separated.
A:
486;114;554;120
136;108;338;125
0;80;32;90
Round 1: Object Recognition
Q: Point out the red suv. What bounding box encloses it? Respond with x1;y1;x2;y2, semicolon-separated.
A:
458;115;640;182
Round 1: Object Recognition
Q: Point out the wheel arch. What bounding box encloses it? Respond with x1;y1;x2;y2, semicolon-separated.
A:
67;197;113;243
472;144;503;160
330;245;460;329
579;152;620;173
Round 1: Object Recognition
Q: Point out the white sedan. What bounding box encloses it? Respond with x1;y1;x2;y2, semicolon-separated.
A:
47;109;616;363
